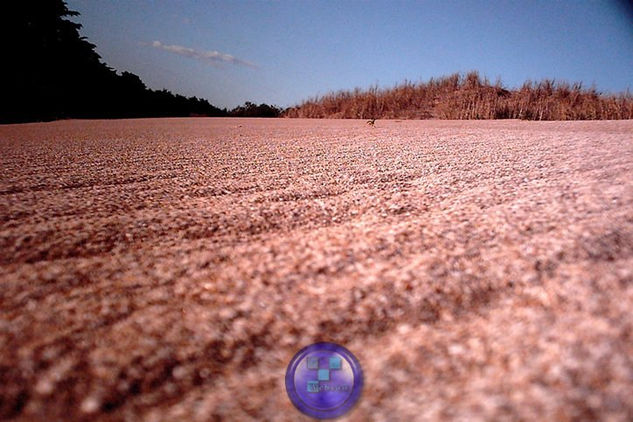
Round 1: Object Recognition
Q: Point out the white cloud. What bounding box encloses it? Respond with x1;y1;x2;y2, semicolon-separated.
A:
148;40;257;68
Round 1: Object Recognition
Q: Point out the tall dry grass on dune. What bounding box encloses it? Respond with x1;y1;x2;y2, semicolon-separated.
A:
284;71;633;120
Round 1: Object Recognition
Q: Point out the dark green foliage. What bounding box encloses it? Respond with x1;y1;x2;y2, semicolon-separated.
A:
228;102;282;118
284;71;633;120
0;0;227;123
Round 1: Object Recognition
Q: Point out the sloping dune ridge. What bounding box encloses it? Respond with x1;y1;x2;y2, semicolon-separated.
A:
1;118;633;421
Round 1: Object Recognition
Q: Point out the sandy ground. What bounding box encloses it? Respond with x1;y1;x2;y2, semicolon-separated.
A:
1;118;633;421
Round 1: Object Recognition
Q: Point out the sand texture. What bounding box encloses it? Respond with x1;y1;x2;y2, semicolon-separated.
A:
1;118;633;421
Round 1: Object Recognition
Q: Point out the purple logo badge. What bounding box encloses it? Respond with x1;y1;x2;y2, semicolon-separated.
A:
285;342;363;419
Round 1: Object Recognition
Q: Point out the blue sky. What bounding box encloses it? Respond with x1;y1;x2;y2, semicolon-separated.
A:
67;0;633;109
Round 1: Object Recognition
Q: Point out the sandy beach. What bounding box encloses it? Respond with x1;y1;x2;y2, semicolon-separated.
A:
1;118;633;420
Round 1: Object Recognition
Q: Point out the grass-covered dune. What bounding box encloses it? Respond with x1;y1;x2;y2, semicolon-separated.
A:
284;71;633;120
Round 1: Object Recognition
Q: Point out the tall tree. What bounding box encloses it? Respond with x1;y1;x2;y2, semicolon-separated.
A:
0;0;226;123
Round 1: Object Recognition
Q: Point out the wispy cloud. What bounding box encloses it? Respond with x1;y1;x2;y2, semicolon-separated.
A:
147;40;257;68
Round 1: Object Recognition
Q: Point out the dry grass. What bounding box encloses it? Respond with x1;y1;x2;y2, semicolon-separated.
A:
284;72;633;120
1;118;633;421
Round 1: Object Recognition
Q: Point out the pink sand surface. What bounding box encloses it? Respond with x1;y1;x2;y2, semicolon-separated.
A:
1;118;633;420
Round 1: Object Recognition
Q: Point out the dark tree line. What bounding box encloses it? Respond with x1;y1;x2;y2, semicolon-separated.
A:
228;102;282;118
0;0;280;123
